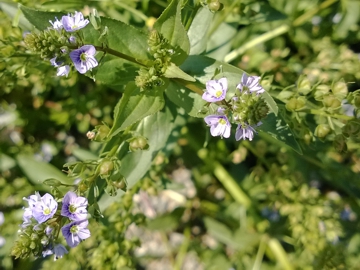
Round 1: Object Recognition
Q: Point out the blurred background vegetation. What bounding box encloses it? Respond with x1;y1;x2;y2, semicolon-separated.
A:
1;0;360;269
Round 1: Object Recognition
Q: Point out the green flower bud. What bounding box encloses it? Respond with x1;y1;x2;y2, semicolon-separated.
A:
314;85;330;101
342;120;360;137
322;95;341;109
78;181;89;192
207;0;223;12
99;158;114;177
285;97;306;111
297;75;312;95
355;96;360;108
332;79;348;99
127;136;149;151
333;134;347;153
314;124;331;138
94;124;110;142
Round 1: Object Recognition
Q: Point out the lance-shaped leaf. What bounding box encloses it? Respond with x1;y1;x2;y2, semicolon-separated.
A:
20;5;64;31
258;108;303;154
187;7;214;55
154;0;190;65
108;82;165;138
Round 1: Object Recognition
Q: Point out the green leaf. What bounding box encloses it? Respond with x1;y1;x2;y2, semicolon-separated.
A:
263;91;278;116
146;208;185;231
163;63;195;82
19;5;65;31
108;82;165;138
153;0;190;65
187;7;214;55
98;106;177;209
82;17;151;64
94;55;139;86
259;108;303;154
0;153;16;172
16;154;72;186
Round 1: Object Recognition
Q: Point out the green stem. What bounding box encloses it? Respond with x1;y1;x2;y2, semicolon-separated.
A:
224;0;338;63
302;109;353;121
208;0;242;37
174;227;191;270
267;238;294;270
113;1;149;22
213;162;252;208
252;236;267;270
242;140;271;170
94;46;148;67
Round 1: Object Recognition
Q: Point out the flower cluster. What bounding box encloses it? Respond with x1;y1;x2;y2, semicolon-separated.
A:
203;73;269;141
24;11;98;77
11;191;90;260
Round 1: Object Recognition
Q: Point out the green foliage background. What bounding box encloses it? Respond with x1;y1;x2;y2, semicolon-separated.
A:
1;0;360;269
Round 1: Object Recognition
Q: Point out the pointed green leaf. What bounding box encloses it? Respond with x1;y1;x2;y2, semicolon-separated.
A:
154;0;190;65
19;5;65;31
188;7;214;55
259;107;303;154
108;82;165;138
164;63;195;82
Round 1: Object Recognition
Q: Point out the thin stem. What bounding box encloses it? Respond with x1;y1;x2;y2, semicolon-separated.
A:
302;109;354;121
94;46;148;67
113;1;149;22
252;236;267;270
208;0;242;37
173;227;191;270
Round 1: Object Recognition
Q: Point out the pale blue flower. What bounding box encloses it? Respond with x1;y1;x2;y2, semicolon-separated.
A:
61;220;90;248
70;45;98;74
235;122;262;141
32;193;58;224
53;244;68;260
204;115;231;138
61;191;88;221
237;73;265;95
62;11;89;32
202;77;228;102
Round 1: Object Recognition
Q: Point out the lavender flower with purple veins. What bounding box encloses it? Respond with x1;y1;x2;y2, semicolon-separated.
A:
31;193;58;224
237;73;265;95
235;122;262;141
61;220;90;248
62;11;89;32
202;77;228;102
70;45;98;74
49;17;63;31
42;244;68;260
204;115;231;138
61;191;88;221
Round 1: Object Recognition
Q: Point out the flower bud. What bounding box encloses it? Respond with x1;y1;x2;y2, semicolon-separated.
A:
342;120;360;137
99;158;114;177
208;0;223;12
322;95;341;109
94;124;110;142
285;97;306;111
127;136;149;151
332;79;348;99
314;124;331;138
314;84;330;101
333;134;347;153
297;75;312;95
89;9;101;30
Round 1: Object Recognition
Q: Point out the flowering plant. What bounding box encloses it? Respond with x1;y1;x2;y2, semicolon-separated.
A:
1;0;360;269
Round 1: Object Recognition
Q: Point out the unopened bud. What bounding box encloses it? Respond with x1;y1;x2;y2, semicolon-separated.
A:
43;178;62;187
127;136;149;151
332;79;348;99
297;75;312;95
314;84;330;101
99;159;114;177
285;97;306;111
315;124;331;138
90;9;101;30
87;131;95;140
322;95;341;109
94;124;110;142
208;0;223;12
